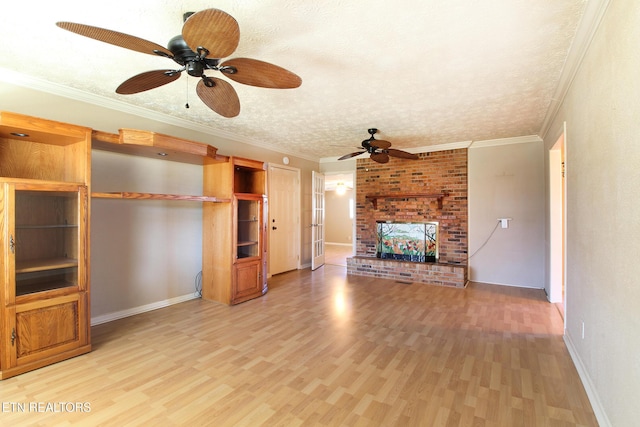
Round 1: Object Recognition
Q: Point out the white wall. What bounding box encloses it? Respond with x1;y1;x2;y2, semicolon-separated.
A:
325;188;353;244
544;1;640;424
468;139;545;288
90;150;203;321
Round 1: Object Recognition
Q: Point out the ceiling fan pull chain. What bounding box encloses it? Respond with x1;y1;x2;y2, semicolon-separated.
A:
185;75;190;109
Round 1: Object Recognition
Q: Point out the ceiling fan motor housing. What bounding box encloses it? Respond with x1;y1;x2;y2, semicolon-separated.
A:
167;35;196;65
168;35;219;78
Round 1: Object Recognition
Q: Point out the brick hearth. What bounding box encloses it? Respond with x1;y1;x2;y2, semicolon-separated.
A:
347;256;468;288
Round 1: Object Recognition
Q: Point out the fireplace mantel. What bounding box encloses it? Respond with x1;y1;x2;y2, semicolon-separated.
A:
365;192;449;209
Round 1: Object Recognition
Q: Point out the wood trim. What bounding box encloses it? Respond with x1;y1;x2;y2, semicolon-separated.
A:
91;192;230;203
365;192;449;209
91;129;225;165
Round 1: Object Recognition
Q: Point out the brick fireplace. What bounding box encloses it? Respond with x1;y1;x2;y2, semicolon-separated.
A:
346;149;468;287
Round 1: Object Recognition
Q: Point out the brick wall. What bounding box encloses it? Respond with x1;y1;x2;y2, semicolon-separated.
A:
355;149;468;264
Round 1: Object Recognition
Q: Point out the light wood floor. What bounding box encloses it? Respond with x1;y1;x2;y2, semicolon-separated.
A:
325;243;353;266
0;266;596;426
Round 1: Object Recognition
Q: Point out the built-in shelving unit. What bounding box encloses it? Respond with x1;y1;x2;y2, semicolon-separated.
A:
0;111;270;379
202;157;268;305
0;111;91;379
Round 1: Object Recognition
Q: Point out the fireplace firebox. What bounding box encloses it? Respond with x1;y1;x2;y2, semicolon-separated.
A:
376;221;438;262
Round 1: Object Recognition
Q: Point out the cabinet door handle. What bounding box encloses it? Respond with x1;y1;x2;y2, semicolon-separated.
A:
9;234;15;254
272;226;277;230
11;328;16;346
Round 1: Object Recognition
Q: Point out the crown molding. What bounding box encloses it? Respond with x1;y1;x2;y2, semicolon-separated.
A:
318;140;473;163
469;135;542;149
409;140;473;153
539;0;611;140
0;67;319;163
319;135;545;163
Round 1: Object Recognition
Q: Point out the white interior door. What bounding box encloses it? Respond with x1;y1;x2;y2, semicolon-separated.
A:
311;171;325;270
268;165;300;275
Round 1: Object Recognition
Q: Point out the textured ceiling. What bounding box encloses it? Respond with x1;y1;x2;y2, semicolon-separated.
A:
0;0;586;161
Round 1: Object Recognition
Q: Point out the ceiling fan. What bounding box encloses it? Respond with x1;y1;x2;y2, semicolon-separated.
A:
338;129;419;164
56;8;302;118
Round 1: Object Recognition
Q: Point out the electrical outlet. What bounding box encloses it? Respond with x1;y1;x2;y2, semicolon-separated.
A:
498;218;512;228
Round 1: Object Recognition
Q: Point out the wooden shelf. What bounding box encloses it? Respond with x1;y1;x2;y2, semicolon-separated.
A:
365;192;449;209
16;280;76;296
92;192;230;203
16;257;78;274
92;129;228;165
16;224;78;229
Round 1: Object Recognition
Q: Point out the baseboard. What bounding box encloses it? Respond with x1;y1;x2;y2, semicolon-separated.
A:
469;279;544;290
91;293;200;326
563;332;612;427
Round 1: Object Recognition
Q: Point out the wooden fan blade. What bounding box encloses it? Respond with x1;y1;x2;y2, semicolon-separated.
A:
56;22;173;57
369;139;391;149
386;148;419;160
182;9;240;59
370;152;390;164
196;78;240;118
116;70;181;94
220;58;302;89
338;151;366;160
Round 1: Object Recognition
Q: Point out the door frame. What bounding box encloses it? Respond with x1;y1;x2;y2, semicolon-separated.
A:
548;123;567;323
267;163;301;276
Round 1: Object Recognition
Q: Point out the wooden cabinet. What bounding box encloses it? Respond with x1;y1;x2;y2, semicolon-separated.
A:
202;157;267;305
0;111;91;379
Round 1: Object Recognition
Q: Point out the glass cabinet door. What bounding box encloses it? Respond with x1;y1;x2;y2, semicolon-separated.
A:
14;188;82;296
236;197;261;259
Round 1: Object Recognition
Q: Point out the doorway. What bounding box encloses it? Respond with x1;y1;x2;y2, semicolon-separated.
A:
323;172;355;266
549;128;566;319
